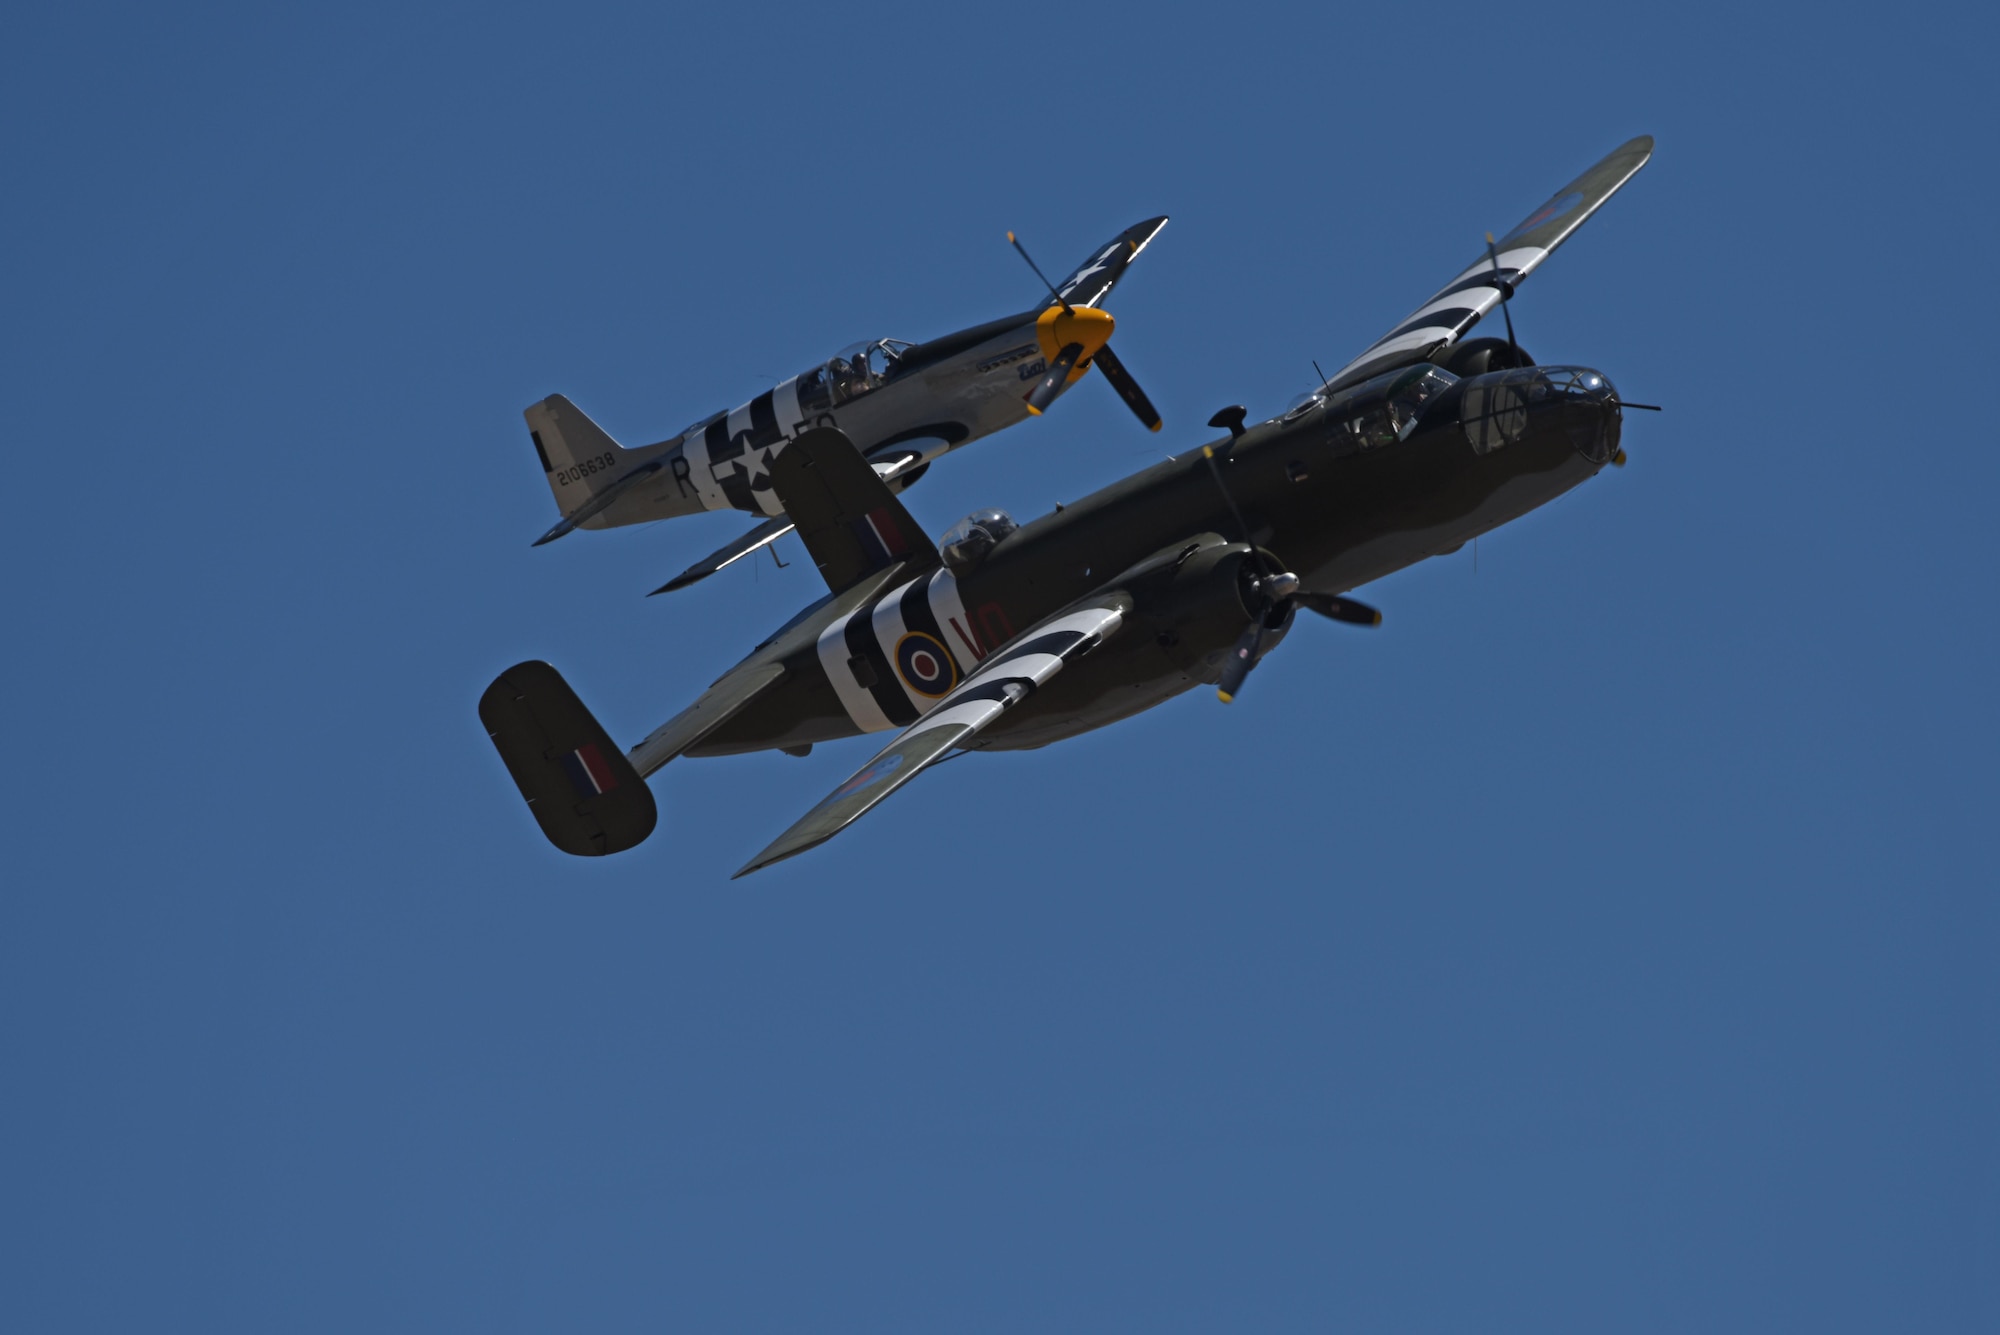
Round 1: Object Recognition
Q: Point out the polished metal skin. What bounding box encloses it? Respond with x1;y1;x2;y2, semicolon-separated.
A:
519;218;1170;590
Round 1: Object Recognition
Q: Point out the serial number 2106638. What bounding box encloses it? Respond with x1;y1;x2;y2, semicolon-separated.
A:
556;452;616;487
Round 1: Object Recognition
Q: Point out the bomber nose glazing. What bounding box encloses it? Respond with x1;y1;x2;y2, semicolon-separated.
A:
1547;366;1622;464
1458;364;1621;463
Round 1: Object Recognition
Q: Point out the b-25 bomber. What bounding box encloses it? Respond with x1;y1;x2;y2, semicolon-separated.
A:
523;217;1169;594
481;138;1656;876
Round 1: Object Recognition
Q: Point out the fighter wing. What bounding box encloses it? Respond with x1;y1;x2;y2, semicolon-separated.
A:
733;596;1132;877
651;453;930;595
651;516;796;595
1324;136;1654;392
1049;216;1170;309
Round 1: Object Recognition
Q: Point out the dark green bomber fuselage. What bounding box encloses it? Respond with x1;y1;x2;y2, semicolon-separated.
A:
684;364;1624;757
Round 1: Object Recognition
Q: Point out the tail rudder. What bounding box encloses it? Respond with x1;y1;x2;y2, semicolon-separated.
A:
479;660;657;856
525;394;638;514
768;427;942;595
522;395;697;543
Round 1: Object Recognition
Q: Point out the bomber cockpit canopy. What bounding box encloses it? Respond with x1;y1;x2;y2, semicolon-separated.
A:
795;338;918;413
938;508;1018;573
1319;364;1458;451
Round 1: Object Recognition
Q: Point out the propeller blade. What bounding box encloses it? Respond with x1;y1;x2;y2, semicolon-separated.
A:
1294;592;1382;626
1008;230;1072;312
1025;342;1085;414
1090;343;1162;432
1216;621;1266;704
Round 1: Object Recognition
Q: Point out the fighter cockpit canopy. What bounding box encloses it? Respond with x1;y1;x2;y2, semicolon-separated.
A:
795;338;918;413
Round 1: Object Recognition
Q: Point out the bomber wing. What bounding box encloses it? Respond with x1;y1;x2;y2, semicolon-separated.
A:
734;596;1132;877
1324;136;1654;392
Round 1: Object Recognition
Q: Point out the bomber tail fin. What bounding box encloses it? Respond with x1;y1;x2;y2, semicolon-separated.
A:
479;661;657;856
767;428;942;595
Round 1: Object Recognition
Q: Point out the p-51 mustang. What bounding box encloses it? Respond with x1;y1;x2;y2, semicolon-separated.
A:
481;137;1655;875
523;217;1169;594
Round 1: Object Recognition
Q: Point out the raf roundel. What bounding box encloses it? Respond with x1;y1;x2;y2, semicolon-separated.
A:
894;631;958;697
1502;191;1584;244
835;753;903;797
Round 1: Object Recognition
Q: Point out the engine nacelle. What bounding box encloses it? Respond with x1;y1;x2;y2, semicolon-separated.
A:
1126;537;1291;680
1437;336;1534;378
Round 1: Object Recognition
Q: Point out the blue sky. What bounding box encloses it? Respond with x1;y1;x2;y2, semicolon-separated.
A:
3;2;1993;1330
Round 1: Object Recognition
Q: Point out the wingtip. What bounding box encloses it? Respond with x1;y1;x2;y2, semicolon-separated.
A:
649;572;703;596
1122;216;1170;261
733;834;822;879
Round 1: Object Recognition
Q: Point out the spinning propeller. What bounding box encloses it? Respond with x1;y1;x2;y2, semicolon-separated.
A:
1200;407;1380;704
1485;230;1520;356
1008;231;1162;431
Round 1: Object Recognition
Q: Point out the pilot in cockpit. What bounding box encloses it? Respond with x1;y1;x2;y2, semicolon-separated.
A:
826;354;867;405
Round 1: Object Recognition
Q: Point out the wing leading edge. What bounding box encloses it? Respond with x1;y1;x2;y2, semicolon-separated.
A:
733;597;1132;877
1048;216;1170;310
1325;135;1654;392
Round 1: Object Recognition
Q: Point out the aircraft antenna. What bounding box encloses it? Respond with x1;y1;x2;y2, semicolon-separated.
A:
1312;359;1329;389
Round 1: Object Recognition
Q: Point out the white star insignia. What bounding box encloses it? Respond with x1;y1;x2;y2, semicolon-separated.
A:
735;448;771;484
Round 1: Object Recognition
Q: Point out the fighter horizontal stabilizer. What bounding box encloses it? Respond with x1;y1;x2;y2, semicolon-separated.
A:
735;597;1131;877
1324;136;1653;391
480;661;657;856
534;458;667;546
767;428;942;595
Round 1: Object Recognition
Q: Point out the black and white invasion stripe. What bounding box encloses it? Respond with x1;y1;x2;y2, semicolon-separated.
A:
889;604;1125;746
1326;244;1547;391
738;600;1128;876
817;567;987;732
681;376;805;516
